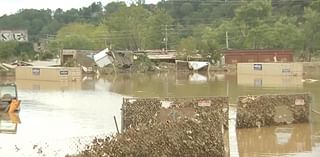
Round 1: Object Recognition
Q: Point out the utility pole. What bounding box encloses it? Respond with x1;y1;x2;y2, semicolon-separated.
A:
225;31;229;49
165;24;168;52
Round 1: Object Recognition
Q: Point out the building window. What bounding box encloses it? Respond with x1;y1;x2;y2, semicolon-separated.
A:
253;64;262;70
254;79;262;87
60;70;69;76
282;69;290;73
32;68;40;75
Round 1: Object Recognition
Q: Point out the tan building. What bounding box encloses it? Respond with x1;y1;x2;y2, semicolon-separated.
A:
237;62;303;76
15;66;82;82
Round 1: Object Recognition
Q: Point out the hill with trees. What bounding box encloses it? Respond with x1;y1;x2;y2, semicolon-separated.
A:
0;0;319;62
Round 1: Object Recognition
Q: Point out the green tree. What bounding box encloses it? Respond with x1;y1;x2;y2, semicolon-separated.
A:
311;0;320;12
302;8;320;60
15;42;36;60
0;9;53;41
145;9;173;49
104;5;150;50
0;42;18;61
56;23;102;50
227;0;273;48
54;8;79;24
177;37;197;60
272;0;310;18
104;2;127;15
47;40;61;57
40;20;63;35
197;26;225;63
78;2;104;24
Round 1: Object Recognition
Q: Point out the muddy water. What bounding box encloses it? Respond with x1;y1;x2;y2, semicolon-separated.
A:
0;73;320;157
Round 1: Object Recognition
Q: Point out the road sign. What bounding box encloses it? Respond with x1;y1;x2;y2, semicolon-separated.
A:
0;30;28;42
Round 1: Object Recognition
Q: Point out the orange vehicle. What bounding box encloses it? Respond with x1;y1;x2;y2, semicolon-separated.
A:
0;83;20;113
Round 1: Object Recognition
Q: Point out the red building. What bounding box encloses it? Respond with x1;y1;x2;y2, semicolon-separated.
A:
224;49;293;64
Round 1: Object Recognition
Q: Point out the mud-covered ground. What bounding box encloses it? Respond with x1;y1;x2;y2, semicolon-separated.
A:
68;97;228;157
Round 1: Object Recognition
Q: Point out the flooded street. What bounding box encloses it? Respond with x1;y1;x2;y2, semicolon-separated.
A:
0;73;320;157
0;77;123;156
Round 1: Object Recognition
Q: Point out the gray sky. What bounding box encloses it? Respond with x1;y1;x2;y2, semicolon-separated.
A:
0;0;160;16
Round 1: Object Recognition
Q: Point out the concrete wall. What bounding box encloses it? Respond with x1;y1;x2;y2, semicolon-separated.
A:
237;62;303;76
15;66;82;82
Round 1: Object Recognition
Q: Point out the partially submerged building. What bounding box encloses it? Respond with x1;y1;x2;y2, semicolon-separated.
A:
237;62;303;76
224;49;293;64
15;66;82;82
60;49;96;73
237;62;303;88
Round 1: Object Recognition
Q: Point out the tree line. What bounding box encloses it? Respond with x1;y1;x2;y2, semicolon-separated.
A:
0;0;319;62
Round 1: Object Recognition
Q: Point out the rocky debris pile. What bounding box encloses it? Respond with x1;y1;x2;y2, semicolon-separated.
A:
122;97;229;130
69;97;228;157
123;98;161;130
70;111;225;157
236;93;311;128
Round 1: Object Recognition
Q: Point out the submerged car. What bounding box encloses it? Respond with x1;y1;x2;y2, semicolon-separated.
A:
0;83;20;113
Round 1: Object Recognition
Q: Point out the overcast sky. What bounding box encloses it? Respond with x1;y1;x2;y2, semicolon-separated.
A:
0;0;160;16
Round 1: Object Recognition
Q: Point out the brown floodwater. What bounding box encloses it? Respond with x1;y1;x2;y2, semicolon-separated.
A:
0;72;319;157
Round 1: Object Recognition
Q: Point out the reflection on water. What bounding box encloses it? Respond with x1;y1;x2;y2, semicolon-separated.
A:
188;73;208;83
106;72;229;97
0;77;123;156
237;74;303;88
15;79;89;91
103;73;320;157
0;113;20;134
0;73;319;156
237;123;312;157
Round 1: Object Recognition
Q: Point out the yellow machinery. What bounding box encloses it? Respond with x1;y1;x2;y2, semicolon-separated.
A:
0;83;20;113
